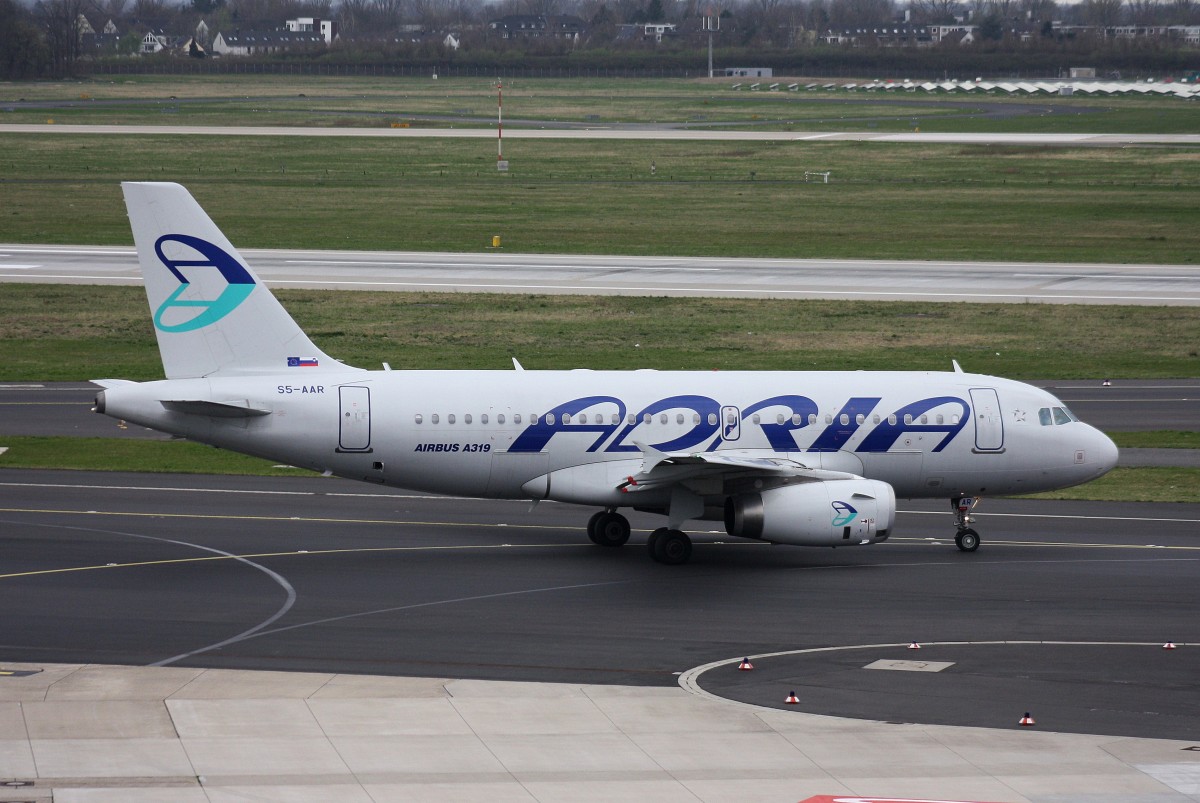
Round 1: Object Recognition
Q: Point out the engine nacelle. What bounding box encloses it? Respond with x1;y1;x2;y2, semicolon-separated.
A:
724;479;896;547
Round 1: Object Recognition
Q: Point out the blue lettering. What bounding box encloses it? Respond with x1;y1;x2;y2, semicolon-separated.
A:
809;397;881;452
710;394;819;451
509;396;626;453
606;395;720;453
856;396;969;453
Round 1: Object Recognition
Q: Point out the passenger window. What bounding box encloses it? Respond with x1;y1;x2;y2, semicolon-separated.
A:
726;413;737;424
498;414;505;424
752;414;761;424
562;414;571;424
513;414;521;424
1039;408;1052;426
936;414;944;425
888;415;897;425
448;414;456;425
920;415;928;424
873;414;880;424
693;414;700;424
546;413;556;425
643;413;652;424
808;414;817;425
676;413;685;425
951;414;959;424
825;414;833;424
903;414;912;425
659;413;668;425
431;414;439;424
530;414;538;424
1053;407;1071;425
613;413;620;425
708;413;717;426
577;413;586;424
481;414;488;425
776;413;785;425
792;414;802;426
415;414;423;424
464;414;472;424
855;414;864;425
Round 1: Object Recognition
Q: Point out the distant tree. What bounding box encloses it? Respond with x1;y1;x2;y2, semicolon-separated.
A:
193;0;225;13
978;9;1002;35
1125;0;1163;23
1080;0;1122;26
909;0;961;23
0;0;50;77
1167;0;1199;22
35;0;86;76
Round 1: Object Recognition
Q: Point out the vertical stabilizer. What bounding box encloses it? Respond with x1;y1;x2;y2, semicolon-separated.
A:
122;182;362;379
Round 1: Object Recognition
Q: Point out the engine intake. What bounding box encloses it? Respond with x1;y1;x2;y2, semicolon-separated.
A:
725;479;896;546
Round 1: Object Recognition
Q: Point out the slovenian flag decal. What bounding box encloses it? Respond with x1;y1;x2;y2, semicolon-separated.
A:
288;357;319;367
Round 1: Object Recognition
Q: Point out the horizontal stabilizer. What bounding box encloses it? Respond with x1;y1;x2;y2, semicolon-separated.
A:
160;399;272;418
91;379;136;389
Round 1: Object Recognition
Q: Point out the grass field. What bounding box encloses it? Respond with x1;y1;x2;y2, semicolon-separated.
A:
3;284;1198;381
2;134;1198;262
4;76;1200;134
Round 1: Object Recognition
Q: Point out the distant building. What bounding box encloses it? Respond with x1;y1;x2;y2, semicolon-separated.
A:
616;22;678;43
211;30;327;56
286;17;339;45
724;67;772;78
488;15;586;42
141;30;173;54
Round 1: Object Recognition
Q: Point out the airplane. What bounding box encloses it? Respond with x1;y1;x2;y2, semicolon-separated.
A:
93;182;1120;565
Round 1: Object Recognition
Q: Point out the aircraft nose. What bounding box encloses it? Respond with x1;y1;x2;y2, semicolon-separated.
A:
1091;427;1119;476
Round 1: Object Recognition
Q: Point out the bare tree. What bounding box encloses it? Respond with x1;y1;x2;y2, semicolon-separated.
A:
908;0;960;23
1125;0;1162;23
35;0;86;75
1080;0;1122;26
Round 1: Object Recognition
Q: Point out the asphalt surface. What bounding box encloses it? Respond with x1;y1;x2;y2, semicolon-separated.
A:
0;468;1197;741
3;244;1199;305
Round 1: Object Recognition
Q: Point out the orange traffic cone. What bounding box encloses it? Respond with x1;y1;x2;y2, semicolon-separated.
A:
1019;712;1036;726
738;658;754;671
784;691;800;705
1163;641;1178;650
908;641;921;650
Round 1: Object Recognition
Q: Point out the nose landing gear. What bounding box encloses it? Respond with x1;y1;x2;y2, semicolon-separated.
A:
951;496;981;552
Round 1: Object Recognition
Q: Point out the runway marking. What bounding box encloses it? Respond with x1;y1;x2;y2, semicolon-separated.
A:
3;508;1200;555
678;640;1195;715
12;519;297;669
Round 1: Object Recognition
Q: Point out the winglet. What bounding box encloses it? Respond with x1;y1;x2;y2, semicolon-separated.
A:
512;357;525;371
951;359;964;373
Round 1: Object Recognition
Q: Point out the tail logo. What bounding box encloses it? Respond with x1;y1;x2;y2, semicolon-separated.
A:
831;501;857;527
152;234;255;333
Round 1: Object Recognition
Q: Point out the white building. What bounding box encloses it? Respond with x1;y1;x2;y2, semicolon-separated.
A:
285;17;338;45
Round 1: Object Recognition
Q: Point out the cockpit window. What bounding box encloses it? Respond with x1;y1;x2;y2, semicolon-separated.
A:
1038;408;1053;426
1053;406;1072;425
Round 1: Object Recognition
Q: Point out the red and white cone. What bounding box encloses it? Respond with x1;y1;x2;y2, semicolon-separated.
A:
1163;641;1178;650
738;658;754;671
908;641;921;650
784;691;800;705
1019;712;1036;726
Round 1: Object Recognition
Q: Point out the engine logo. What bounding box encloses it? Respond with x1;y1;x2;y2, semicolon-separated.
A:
831;501;858;526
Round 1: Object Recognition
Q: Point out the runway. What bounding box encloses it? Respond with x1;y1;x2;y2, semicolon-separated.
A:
1;468;1198;741
3;244;1198;305
2;122;1199;146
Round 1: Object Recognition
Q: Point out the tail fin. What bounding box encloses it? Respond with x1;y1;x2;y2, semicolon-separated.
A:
122;182;361;379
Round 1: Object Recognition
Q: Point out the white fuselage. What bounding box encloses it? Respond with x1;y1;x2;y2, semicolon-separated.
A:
100;368;1118;509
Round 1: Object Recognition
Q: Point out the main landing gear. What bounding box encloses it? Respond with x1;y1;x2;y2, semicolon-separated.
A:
586;511;693;564
587;510;631;548
951;496;981;552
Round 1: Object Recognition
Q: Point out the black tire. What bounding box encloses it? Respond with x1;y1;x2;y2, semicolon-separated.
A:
593;512;631;547
652;529;693;565
956;528;980;552
586;511;605;544
646;527;668;558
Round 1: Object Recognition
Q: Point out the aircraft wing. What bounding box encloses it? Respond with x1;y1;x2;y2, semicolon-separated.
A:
616;442;861;495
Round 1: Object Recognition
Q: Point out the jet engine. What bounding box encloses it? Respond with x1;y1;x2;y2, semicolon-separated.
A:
724;479;896;546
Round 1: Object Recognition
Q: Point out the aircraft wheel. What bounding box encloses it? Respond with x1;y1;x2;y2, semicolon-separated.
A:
593;512;631;547
646;527;669;558
586;511;605;544
955;528;980;552
652;529;693;565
